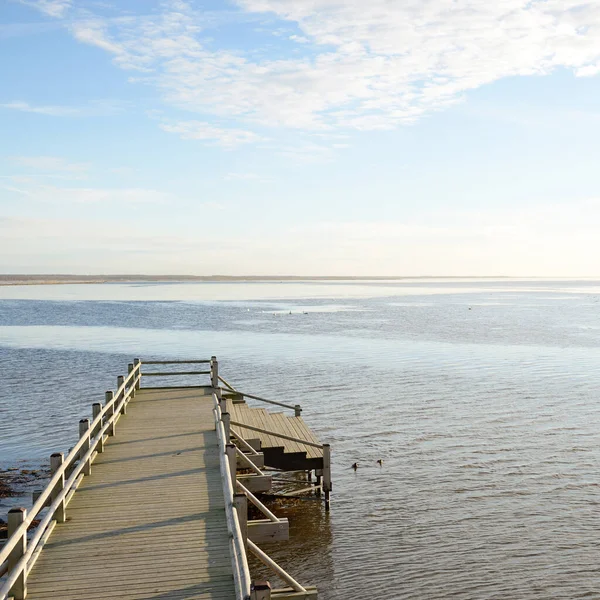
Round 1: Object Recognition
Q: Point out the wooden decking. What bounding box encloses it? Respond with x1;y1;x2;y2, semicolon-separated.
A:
229;403;323;471
25;388;235;600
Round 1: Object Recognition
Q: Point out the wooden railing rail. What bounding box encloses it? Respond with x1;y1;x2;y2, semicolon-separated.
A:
218;375;238;391
230;428;261;456
220;387;302;416
0;363;141;600
229;421;323;449
212;393;252;600
247;540;307;594
143;359;211;364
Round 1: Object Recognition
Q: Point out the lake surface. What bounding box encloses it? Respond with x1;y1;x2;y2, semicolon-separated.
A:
1;278;600;598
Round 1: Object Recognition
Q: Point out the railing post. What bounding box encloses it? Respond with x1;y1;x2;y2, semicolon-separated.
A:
234;492;248;547
323;443;332;511
294;404;302;417
226;443;237;488
79;418;91;475
92;402;104;453
7;507;27;600
222;412;231;441
221;395;228;415
128;363;135;399
210;355;218;388
251;581;271;600
50;452;66;523
106;390;115;436
134;358;141;389
117;375;126;414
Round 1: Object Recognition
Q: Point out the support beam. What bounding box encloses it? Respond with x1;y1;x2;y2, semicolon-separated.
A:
248;519;289;543
237;474;272;493
271;587;318;600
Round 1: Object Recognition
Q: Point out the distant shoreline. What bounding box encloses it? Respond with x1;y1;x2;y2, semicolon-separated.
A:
0;274;527;287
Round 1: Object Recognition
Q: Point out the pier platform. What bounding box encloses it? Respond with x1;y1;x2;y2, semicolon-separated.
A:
0;358;328;600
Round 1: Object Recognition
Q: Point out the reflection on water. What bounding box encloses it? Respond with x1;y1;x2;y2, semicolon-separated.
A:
2;280;600;599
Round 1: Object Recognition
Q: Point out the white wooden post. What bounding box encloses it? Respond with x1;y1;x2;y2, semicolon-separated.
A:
222;412;231;441
133;358;141;389
79;418;91;476
117;375;126;414
294;404;302;417
50;452;66;523
7;507;27;600
251;581;271;600
226;443;237;488
128;363;135;399
234;492;248;547
323;443;332;511
106;390;115;436
92;402;104;453
210;356;218;388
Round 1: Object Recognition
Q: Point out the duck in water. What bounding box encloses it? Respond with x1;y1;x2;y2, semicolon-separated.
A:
377;459;383;466
351;462;359;470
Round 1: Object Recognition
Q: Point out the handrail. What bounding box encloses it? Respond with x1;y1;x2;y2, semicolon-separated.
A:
0;362;140;571
230;428;260;456
142;371;210;376
235;447;263;476
143;359;211;364
220;387;300;413
218;375;238;392
247;540;307;593
0;369;139;600
212;393;252;600
229;420;324;449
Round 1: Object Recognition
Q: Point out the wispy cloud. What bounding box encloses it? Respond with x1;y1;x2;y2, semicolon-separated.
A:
34;0;600;136
0;178;172;204
223;172;272;183
19;0;72;18
9;156;90;173
159;120;265;148
0;100;125;117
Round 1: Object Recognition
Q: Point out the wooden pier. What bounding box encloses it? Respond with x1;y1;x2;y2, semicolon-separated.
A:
0;358;330;600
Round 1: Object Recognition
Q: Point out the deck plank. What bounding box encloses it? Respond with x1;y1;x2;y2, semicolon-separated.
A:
25;388;236;600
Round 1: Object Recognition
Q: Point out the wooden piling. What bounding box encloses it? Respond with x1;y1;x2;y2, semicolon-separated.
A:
133;358;140;389
106;390;115;436
79;418;91;476
251;581;272;600
92;402;104;452
235;492;248;547
50;452;66;523
7;507;27;600
323;443;332;510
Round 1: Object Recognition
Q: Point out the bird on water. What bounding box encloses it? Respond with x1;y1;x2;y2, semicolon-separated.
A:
351;462;359;470
377;459;383;466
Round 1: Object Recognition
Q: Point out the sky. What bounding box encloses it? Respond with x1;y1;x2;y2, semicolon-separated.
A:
1;0;600;276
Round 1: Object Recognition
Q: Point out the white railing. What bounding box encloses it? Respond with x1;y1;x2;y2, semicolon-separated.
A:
219;379;302;417
0;362;141;600
212;392;252;600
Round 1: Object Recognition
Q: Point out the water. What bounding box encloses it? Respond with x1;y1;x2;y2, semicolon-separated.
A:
1;279;600;598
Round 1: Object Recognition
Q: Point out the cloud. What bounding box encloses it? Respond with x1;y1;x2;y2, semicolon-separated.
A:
39;0;600;136
159;120;265;147
0;99;125;117
0;180;172;204
20;0;72;18
9;156;90;173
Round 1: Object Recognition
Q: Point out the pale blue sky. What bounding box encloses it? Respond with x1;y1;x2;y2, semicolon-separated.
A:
2;0;600;275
